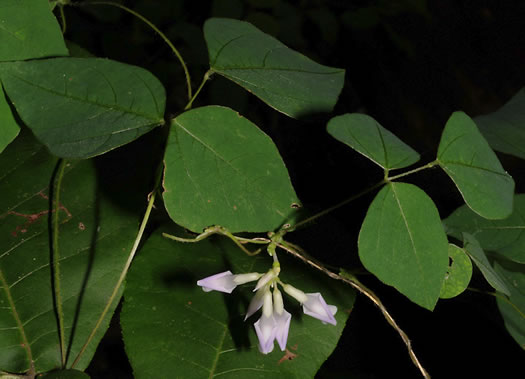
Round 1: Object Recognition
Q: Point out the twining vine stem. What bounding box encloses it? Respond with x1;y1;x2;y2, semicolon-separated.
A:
51;158;68;367
71;176;160;368
290;160;438;232
75;0;193;101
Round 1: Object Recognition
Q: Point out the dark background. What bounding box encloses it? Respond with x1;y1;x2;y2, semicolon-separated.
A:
60;0;525;377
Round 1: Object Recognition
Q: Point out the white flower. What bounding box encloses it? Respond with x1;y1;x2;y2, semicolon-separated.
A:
283;284;337;325
197;271;262;293
272;287;291;350
254;289;277;354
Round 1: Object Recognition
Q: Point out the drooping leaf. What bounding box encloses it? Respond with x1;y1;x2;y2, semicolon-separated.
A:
358;182;449;310
0;130;140;373
0;83;19;154
437;111;514;219
462;233;511;296
121;227;355;378
203;18;345;118
0;0;68;62
494;260;525;349
326;113;420;170
444;194;525;264
439;244;472;299
163;105;300;233
474;88;525;160
0;57;165;158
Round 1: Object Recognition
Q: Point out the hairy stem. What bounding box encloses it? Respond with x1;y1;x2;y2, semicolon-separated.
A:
276;241;431;378
76;0;192;101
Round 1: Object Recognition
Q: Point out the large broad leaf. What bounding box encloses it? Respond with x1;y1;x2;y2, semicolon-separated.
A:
474;88;525;160
121;227;355;378
437;111;514;219
326;113;420;170
494;260;525;349
203;18;345;118
462;233;511;296
0;57;165;159
0;130;139;373
0;83;19;154
0;0;68;62
444;194;525;264
358;182;449;310
163;105;300;233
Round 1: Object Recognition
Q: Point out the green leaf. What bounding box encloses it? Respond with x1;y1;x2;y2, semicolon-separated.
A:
0;130;139;373
0;0;68;62
444;194;525;264
437;111;514;219
121;228;355;378
474;88;525;160
462;233;511;296
326;113;420;170
494;260;525;350
0;83;19;154
0;57;165;159
358;182;449;310
439;244;472;299
203;18;345;118
163;105;300;233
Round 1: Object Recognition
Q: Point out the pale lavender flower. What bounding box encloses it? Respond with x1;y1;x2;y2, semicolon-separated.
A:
254;289;277;354
283;284;337;325
302;293;337;325
272;287;291;350
197;271;261;294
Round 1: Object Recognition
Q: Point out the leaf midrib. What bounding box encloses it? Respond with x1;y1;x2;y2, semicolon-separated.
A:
4;73;160;122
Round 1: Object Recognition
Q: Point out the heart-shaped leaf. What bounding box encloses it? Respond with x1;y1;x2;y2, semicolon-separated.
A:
121;227;355;378
444;194;525;264
0;0;68;62
358;182;449;310
0;130;139;373
462;233;511;296
474;88;525;160
0;57;165;158
204;18;345;118
437;111;514;219
163;105;300;233
326;113;420;170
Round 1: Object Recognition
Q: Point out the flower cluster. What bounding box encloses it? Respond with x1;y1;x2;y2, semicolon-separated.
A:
197;268;337;354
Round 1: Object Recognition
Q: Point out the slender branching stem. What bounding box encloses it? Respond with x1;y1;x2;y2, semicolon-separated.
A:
52;158;67;367
386;160;438;182
71;183;159;368
75;0;193;101
163;226;267;256
185;70;213;110
59;5;67;34
468;287;524;319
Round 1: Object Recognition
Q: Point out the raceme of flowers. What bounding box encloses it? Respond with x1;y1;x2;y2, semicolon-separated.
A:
197;267;337;354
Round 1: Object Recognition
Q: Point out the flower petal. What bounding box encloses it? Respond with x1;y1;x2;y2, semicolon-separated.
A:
245;287;266;320
274;309;291;351
302;293;337;325
196;271;237;293
254;314;277;354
